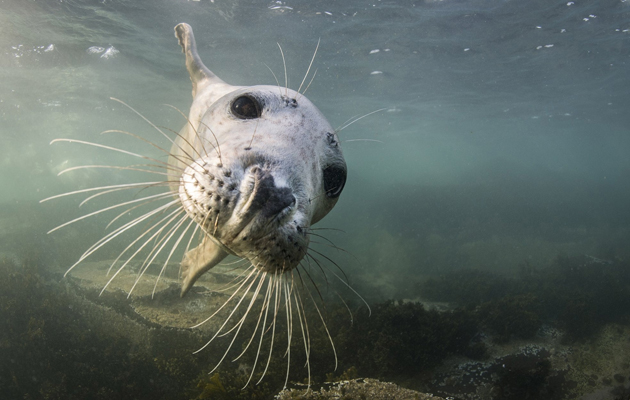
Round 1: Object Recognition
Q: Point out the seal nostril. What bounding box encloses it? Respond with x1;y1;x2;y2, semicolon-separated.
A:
261;188;295;218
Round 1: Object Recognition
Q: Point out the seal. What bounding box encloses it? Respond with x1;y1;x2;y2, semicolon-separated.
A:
171;23;346;296
44;23;350;386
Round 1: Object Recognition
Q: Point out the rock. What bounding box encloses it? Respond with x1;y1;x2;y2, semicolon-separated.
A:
275;378;445;400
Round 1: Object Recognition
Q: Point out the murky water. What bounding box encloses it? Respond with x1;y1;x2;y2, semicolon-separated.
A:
2;0;630;398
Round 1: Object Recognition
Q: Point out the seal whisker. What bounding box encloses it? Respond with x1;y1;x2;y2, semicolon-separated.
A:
161;104;211;160
256;272;282;384
213;267;265;344
197;120;223;164
282;278;293;389
50;139;178;171
219;274;267;348
246;118;260;150
40;181;164;203
153;217;197;298
262;62;283;98
243;273;274;387
300;68;318;97
306;227;346;233
296;38;320;100
190;267;259;330
342;138;384;144
335;108;388;134
314;257;372;317
304;252;330;287
48;192;175;235
307;247;350;284
276;43;289;96
214;264;256;294
194;269;261;355
128;213;189;297
218;257;250;267
336;291;354;326
104;201;183;276
302;276;338;371
67;199;180;274
100;208;185;296
305;232;347;253
102;129;196;167
79;183;173;208
292;280;311;386
180;223;201;279
58;165;175;176
108;98;210;170
104;193;178;230
233;271;273;363
109;98;180;150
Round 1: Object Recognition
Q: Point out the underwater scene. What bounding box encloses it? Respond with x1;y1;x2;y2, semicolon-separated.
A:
2;0;630;399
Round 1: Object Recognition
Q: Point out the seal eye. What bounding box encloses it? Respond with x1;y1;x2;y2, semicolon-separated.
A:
323;165;346;198
231;95;261;119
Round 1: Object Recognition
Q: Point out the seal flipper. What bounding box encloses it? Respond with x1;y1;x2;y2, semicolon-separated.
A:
180;237;229;297
174;23;226;98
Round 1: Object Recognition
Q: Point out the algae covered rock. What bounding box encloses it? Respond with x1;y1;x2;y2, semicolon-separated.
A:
275;378;445;400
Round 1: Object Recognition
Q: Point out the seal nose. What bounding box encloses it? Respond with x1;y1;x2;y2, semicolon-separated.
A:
250;168;295;218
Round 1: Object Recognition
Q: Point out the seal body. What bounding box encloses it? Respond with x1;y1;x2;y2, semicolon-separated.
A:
172;23;346;296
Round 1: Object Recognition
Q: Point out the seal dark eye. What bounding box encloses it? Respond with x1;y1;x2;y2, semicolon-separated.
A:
231;95;261;119
323;165;346;198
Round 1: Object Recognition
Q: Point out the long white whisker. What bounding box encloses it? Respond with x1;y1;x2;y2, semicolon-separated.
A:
58;164;176;176
301;68;318;97
342;139;384;144
277;43;288;97
50;139;175;170
320;262;372;317
283;278;293;389
233;271;271;362
297;38;320;99
262;62;282;98
195;270;261;355
244;273;274;387
152;217;196;298
104;192;177;230
127;213;188;297
105;203;182;276
161;104;211;161
303;277;338;371
207;272;266;375
47;192;175;234
101;129;196;168
79;184;170;208
257;272;281;384
40;181;163;203
64;199;179;277
335;108;388;134
293;287;310;387
190;267;259;330
100;208;184;295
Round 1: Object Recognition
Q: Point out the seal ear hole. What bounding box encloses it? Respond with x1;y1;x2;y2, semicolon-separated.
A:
231;95;262;119
322;165;346;199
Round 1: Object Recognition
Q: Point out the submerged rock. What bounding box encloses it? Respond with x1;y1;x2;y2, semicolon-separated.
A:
275;378;445;400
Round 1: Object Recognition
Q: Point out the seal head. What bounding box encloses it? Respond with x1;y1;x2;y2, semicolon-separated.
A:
172;23;346;296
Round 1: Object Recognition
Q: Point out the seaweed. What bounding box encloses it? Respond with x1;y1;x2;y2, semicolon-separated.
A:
333;300;485;380
419;255;630;342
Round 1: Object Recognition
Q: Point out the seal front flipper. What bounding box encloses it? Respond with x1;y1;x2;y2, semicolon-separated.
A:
174;22;226;98
180;236;229;297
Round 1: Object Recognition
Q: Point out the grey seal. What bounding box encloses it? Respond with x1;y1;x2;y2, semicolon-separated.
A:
171;23;347;296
